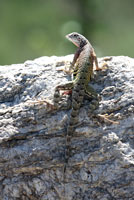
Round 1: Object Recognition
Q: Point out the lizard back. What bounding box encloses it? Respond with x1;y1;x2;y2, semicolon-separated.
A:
65;43;94;165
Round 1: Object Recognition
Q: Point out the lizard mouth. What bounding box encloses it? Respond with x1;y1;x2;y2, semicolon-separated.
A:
66;35;79;47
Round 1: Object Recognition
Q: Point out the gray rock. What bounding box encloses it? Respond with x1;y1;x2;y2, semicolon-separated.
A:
0;55;134;199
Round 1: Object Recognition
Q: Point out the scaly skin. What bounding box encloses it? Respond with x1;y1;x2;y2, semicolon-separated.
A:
49;33;100;175
64;32;100;171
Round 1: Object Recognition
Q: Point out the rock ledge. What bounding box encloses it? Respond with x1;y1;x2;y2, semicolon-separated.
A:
0;55;134;200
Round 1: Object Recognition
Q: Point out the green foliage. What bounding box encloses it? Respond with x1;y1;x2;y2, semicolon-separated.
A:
0;0;134;65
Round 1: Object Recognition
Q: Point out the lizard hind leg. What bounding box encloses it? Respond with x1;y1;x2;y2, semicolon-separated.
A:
85;84;98;99
85;84;99;110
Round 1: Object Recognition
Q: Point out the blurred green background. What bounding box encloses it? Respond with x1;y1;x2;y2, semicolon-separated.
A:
0;0;134;65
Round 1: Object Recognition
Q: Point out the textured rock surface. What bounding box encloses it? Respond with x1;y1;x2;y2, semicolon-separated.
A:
0;55;134;200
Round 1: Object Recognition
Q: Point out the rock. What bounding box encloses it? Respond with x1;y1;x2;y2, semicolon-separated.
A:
0;55;134;199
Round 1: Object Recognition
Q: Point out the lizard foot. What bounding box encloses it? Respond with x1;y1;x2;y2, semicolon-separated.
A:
43;100;57;111
97;114;120;124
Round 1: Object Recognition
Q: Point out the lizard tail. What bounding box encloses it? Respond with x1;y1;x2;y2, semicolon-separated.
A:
65;84;85;166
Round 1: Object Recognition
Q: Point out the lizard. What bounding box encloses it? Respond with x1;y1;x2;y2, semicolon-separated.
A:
45;32;101;175
51;32;101;173
63;32;100;171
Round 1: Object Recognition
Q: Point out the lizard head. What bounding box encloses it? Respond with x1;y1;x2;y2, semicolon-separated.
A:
66;32;88;47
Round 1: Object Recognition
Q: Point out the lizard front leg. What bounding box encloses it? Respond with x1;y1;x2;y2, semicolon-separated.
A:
92;49;102;71
45;81;74;111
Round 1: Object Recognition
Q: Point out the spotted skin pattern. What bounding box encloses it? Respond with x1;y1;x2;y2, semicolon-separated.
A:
53;32;100;173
